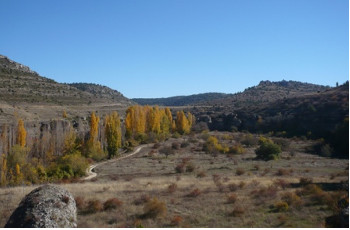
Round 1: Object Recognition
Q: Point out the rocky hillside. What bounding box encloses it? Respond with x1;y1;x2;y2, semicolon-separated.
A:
0;55;133;106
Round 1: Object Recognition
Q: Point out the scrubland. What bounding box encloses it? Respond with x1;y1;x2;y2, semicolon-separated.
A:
0;132;348;227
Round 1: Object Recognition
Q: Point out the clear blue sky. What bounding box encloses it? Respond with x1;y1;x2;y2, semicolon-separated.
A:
0;0;348;98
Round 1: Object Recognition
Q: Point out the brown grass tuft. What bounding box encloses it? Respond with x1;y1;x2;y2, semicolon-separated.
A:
170;215;183;226
167;183;178;194
103;198;123;211
226;193;238;204
187;188;201;197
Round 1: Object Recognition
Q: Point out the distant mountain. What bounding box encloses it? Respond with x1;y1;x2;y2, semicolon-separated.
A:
133;80;330;107
196;80;330;107
132;93;228;106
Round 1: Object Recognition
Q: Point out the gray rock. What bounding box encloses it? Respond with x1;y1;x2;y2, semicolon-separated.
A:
5;184;77;228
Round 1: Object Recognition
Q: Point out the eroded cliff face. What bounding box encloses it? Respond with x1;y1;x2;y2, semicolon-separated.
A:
0;118;90;158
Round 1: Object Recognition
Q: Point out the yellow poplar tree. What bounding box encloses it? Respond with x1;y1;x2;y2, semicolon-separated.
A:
16;119;26;147
0;156;7;186
176;111;190;134
105;112;122;158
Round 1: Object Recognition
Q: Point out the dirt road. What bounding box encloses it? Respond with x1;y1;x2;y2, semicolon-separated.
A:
83;145;148;180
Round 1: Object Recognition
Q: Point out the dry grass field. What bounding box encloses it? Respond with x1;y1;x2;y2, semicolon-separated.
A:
0;132;348;227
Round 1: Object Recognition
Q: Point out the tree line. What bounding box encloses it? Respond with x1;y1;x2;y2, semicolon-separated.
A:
0;106;194;186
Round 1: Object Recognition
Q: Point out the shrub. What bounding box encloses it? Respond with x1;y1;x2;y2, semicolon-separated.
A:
167;183;178;193
172;142;181;150
299;177;313;186
180;141;190;148
255;138;281;161
276;169;291;176
143;198;167;219
273;179;290;189
226;194;238;204
236;168;245;176
170;215;183;226
187;188;201;197
196;171;206;178
175;163;185;173
273;201;289;212
86;199;103;213
229;206;245;217
251;185;278;199
185;162;195;172
228;183;239;192
228;144;245;155
75;196;85;211
153;143;161;149
273;138;290;151
240;134;258;146
103;198;123;211
134;194;151;205
159;146;175;158
281;192;301;206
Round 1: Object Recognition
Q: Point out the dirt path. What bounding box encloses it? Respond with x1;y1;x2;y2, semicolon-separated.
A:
83;145;148;180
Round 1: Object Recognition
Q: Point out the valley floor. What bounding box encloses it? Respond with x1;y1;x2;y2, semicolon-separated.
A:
0;132;348;227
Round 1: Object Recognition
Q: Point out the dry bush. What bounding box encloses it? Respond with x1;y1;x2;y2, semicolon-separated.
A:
134;194;151;206
142;197;167;219
239;181;246;189
180;141;190;148
153;143;161;149
185;162;195;172
281;192;302;207
75;196;85;211
228;183;239;192
167;183;178;194
253;164;260;171
187;188;201;197
229;206;245;217
148;150;157;157
251;185;278;200
86;199;104;214
299;177;313;186
103;198;123;211
175;163;185;173
261;168;270;176
298;184;322;196
273;201;289;212
276;168;291;176
196;171;206;178
170;215;183;226
226;194;238;204
273;179;290;189
228;144;245;155
212;174;221;184
172;142;181;150
240;134;258;146
236;168;245;176
277;214;288;225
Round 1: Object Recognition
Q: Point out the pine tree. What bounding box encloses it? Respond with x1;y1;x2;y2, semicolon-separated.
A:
16;119;26;147
105;112;122;158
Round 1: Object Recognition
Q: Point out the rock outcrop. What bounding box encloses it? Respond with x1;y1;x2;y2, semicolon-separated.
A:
5;185;77;228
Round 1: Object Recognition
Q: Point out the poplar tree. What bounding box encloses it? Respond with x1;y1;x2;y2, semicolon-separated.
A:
105;112;122;158
16;119;26;147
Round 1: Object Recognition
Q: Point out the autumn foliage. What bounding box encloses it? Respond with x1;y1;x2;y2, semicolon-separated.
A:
16;119;26;147
125;105;194;142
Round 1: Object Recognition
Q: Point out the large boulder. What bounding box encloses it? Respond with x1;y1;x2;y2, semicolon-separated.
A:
5;184;77;228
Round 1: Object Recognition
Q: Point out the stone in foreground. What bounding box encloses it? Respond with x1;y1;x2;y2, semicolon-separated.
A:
5;184;77;228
